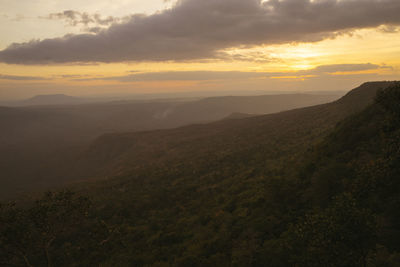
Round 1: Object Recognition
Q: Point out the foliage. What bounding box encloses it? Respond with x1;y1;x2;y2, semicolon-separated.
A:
0;191;107;267
1;83;400;266
286;193;376;267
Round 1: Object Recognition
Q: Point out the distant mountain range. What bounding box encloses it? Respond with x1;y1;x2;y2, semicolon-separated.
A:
0;92;341;198
73;81;394;181
21;94;87;106
1;90;347;107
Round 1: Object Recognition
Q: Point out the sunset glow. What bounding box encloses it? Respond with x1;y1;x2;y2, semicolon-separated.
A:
1;0;399;99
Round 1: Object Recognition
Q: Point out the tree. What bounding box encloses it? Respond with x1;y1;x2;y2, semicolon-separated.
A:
285;193;377;267
0;202;36;267
0;190;91;267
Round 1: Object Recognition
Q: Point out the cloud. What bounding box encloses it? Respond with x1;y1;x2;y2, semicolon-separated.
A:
296;63;388;75
74;71;268;82
52;74;93;79
41;10;129;33
218;50;279;63
72;63;388;82
0;74;48;81
43;10;123;26
1;0;400;64
12;14;27;22
267;63;389;78
378;25;400;33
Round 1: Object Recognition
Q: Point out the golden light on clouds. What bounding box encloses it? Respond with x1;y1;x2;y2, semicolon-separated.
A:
1;0;400;99
3;28;398;78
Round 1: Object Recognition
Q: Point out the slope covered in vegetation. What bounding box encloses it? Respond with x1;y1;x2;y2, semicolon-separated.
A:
1;82;399;266
75;82;392;180
0;93;340;198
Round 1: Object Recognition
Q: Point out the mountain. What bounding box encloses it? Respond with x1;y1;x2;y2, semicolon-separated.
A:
280;84;400;266
0;93;342;198
74;81;400;266
1;81;399;266
163;93;340;124
20;94;87;106
223;112;256;120
0;93;340;146
75;81;394;180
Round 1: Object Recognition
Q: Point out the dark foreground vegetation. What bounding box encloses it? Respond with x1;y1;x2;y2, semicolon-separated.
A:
1;82;400;266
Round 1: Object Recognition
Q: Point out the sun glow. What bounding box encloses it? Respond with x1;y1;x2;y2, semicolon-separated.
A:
1;27;400;99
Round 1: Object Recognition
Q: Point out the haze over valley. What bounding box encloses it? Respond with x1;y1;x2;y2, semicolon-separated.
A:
0;92;340;197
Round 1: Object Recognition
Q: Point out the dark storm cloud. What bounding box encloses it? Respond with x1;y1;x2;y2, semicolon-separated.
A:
73;63;386;82
1;0;400;64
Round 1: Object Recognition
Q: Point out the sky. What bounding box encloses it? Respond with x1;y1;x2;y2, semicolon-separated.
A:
0;0;399;100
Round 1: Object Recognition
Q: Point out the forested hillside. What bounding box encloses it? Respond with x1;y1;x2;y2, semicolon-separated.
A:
74;82;392;180
1;82;399;266
0;93;339;198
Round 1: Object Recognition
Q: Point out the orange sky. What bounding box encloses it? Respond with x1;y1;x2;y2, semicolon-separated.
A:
0;0;399;100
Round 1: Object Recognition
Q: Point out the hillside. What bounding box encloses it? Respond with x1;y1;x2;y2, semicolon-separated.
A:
21;94;86;106
223;112;256;120
165;93;340;123
0;93;341;198
0;93;340;148
75;81;393;180
283;84;400;266
77;82;400;266
0;82;399;266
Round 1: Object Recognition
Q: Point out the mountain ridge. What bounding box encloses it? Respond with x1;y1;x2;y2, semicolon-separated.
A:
0;92;344;198
62;81;400;266
22;94;85;106
74;81;396;182
1;82;400;266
